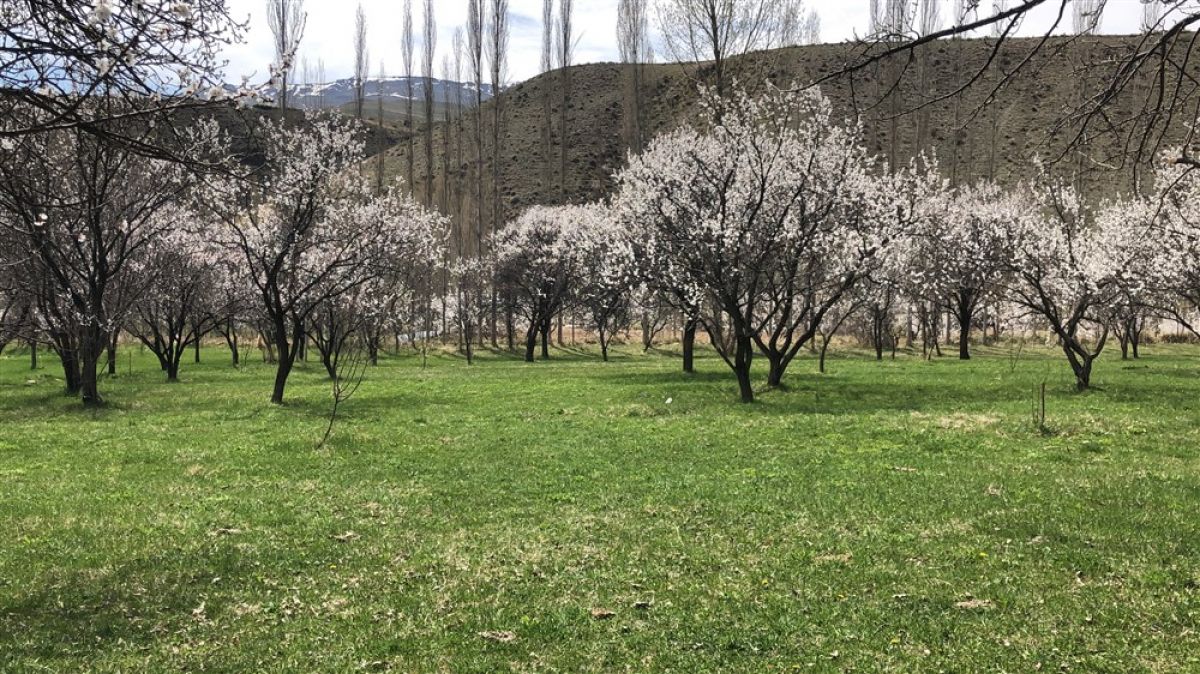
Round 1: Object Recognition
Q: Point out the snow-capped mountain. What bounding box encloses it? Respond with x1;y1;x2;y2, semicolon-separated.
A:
240;76;495;110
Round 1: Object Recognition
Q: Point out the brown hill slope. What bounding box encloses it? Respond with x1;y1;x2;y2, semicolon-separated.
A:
383;34;1197;242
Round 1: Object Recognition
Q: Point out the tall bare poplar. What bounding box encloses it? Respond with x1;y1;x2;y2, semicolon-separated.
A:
422;0;436;206
1073;0;1102;35
468;0;485;258
487;0;508;234
915;0;939;156
540;0;555;187
317;58;327;108
617;0;650;154
401;0;415;191
352;4;368;119
655;0;801;99
375;60;387;193
801;9;820;44
556;0;573;198
266;0;306;110
453;28;466;244
486;0;509;346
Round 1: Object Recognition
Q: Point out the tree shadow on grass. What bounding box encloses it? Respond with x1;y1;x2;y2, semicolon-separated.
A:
586;359;1200;417
0;544;254;667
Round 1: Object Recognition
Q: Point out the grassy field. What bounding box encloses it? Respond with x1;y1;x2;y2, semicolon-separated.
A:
1;341;1199;672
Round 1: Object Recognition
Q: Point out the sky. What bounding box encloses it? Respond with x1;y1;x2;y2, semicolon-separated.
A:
218;0;1152;85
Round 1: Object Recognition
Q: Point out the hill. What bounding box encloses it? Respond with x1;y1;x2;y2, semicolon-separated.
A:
381;34;1199;236
232;76;493;125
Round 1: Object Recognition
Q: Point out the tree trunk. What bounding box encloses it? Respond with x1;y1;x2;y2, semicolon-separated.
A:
79;329;103;405
524;323;537;363
59;347;78;394
106;332;118;375
194;333;201;363
958;320;971;360
540;319;550;360
224;323;240;366
819;335;832;374
321;350;337;380
682;318;697;373
766;353;785;387
1065;345;1093;392
1074;359;1092;391
269;321;298;405
733;332;755;403
30;340;38;370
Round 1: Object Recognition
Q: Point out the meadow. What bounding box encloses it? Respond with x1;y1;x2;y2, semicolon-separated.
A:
1;342;1198;672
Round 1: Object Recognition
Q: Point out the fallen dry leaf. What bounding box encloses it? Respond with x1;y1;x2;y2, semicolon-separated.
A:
479;630;517;643
332;531;360;543
954;598;995;610
814;552;853;565
590;607;616;620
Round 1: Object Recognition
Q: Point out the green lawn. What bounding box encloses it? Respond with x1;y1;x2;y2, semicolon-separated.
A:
1;341;1199;672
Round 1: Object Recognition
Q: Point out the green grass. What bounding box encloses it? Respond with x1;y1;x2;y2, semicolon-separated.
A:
2;341;1199;672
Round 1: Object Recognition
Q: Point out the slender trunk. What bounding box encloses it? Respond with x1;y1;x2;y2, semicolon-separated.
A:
79;330;103;406
193;333;201;363
956;293;973;360
524;322;537;362
733;331;754;403
682;318;697;373
30;340;38;370
490;289;498;348
540;319;550;359
270;320;298;405
321;349;337;380
106;332;118;375
230;330;239;366
59;347;78;393
819;334;832;374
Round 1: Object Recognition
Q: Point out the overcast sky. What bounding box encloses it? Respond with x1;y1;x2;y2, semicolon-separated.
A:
219;0;1149;85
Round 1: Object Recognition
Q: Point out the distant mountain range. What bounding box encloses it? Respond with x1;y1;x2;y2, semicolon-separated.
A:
229;76;495;111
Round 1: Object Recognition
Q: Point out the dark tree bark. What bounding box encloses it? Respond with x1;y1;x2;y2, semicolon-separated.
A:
524;321;537;362
733;332;754;403
79;325;104;405
106;331;118;375
682;317;697;373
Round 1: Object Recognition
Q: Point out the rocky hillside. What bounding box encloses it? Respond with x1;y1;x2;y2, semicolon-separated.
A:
381;34;1199;231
